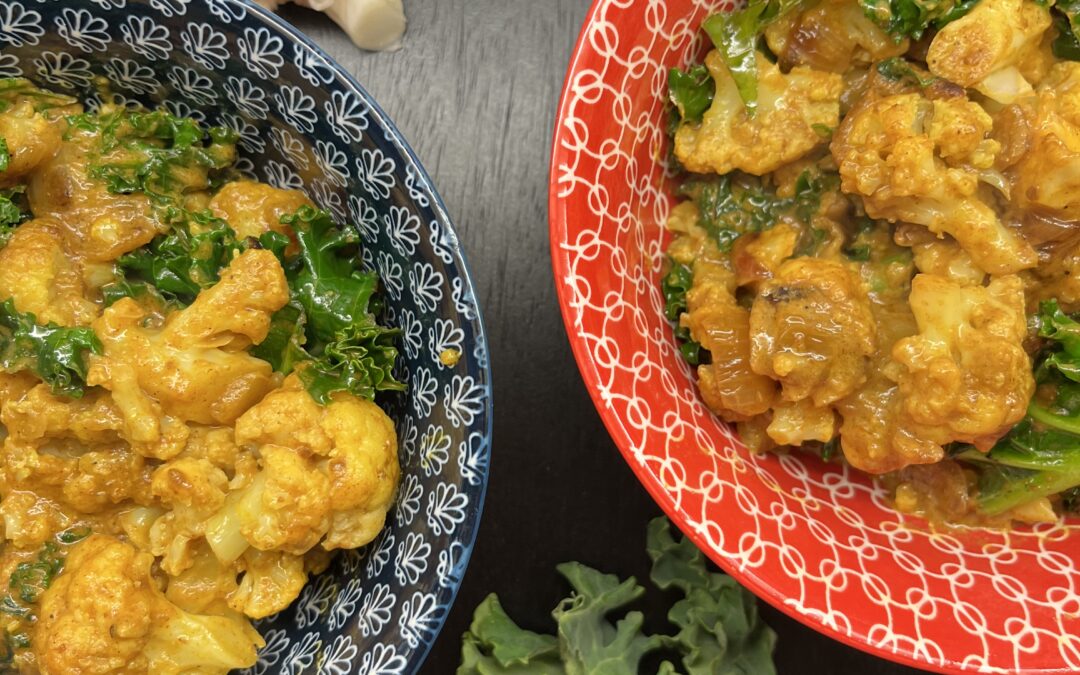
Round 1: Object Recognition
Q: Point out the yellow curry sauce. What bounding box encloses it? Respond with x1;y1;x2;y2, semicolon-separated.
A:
0;80;400;673
664;0;1080;527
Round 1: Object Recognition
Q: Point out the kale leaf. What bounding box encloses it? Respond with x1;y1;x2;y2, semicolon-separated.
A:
955;300;1080;514
679;169;835;252
0;137;9;173
458;518;777;675
0;299;102;398
0;78;78;115
661;261;705;366
875;57;939;88
252;206;404;405
0;187;26;248
858;0;981;41
0;528;90;660
668;65;715;126
71;109;237;206
701;0;809;115
107;209;243;306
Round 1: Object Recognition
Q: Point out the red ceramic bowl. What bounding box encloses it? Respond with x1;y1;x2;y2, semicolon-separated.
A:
549;2;1080;673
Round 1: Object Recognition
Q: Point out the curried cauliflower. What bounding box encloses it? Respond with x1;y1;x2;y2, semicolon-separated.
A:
889;274;1034;451
0;100;64;188
208;180;311;247
766;398;837;446
27;128;161;263
205;375;399;564
749;258;876;406
832;91;1036;274
86;250;289;457
1010;62;1080;219
927;0;1052;103
0;219;98;327
764;0;907;73
682;258;777;422
33;534;262;675
674;50;842;176
894;224;986;285
832;301;945;474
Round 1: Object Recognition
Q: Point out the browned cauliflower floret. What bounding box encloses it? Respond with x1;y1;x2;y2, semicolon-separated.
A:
0;219;98;327
833;91;1036;274
682;258;777;422
927;0;1051;103
33;535;262;675
205;376;400;569
1029;231;1080;311
0;100;63;187
764;0;907;73
1011;63;1080;218
674;50;842;176
27;129;161;263
889;274;1034;451
149;457;230;576
87;250;289;456
208;180;311;246
749;258;876;406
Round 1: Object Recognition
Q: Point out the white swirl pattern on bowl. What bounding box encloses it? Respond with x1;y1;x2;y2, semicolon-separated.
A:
550;1;1080;672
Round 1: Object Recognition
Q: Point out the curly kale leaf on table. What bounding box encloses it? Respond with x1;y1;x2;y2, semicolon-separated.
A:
458;518;777;675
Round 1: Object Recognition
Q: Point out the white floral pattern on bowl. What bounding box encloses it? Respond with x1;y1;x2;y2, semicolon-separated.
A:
0;1;492;672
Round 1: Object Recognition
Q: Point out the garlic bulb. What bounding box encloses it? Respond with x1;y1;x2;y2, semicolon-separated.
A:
255;0;406;52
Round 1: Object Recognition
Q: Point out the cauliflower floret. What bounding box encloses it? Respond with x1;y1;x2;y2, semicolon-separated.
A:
149;457;230;575
208;180;311;245
889;274;1034;451
749;258;876;406
834;304;943;474
1030;232;1080;311
0;219;98;327
893;224;986;285
205;376;399;562
0;100;63;187
764;0;907;73
927;0;1051;103
1;384;123;446
0;491;69;549
682;258;777;421
674;50;842;176
87;250;289;455
228;548;307;619
27;129;161;263
832;91;1036;274
0;371;36;417
1011;63;1080;218
766;398;837;446
33;535;262;675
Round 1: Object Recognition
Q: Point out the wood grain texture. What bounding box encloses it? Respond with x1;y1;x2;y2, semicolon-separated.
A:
278;3;925;673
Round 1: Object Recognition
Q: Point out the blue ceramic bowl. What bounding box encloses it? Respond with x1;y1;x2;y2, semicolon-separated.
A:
0;1;492;672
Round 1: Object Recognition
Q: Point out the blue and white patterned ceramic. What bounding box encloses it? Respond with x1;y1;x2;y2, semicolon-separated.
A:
0;1;492;673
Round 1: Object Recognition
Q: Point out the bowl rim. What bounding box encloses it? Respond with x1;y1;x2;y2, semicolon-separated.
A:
215;1;496;669
548;3;974;673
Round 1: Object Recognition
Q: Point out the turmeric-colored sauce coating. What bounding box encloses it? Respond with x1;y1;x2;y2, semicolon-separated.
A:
665;0;1080;527
0;82;400;673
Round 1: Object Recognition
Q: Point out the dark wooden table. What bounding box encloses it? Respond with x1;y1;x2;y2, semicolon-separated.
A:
279;2;926;673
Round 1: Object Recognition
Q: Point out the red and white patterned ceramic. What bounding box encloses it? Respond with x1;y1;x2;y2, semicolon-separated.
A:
548;2;1080;673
